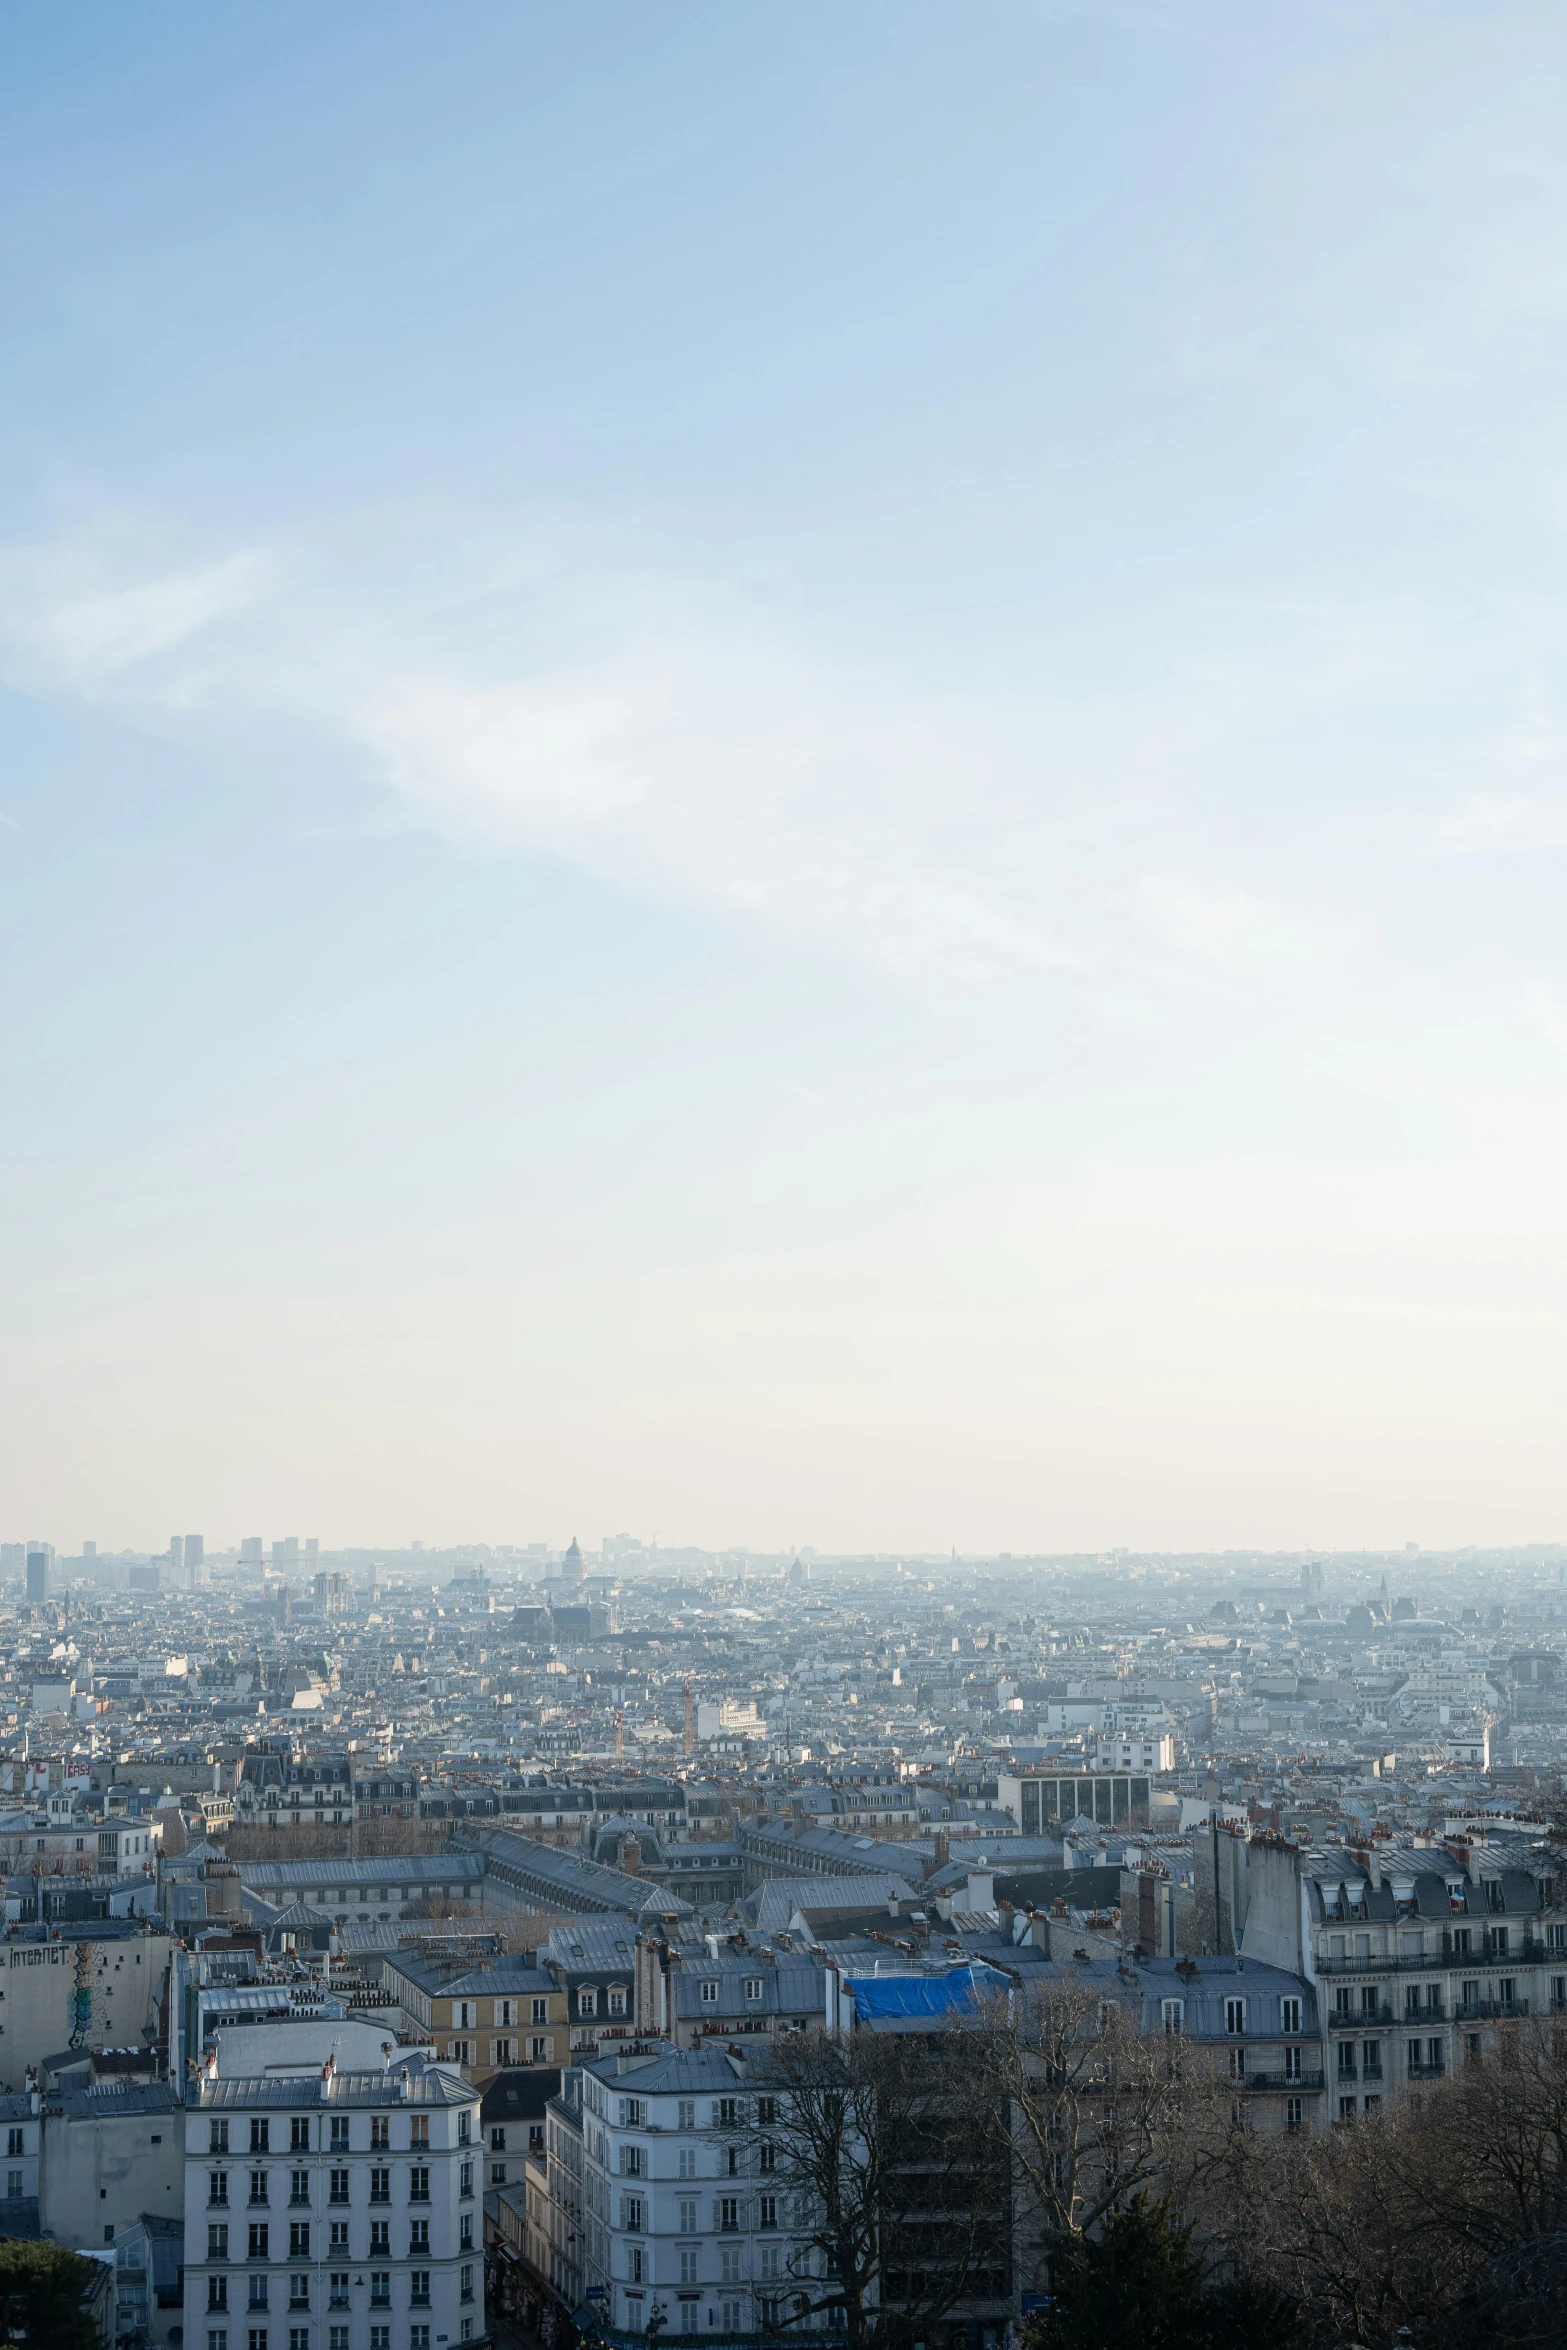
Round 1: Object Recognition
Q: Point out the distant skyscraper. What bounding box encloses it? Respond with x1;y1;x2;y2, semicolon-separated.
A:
306;1537;319;1562
185;1534;204;1579
169;1536;184;1575
240;1536;263;1567
24;1546;50;1605
82;1540;97;1564
275;1536;300;1568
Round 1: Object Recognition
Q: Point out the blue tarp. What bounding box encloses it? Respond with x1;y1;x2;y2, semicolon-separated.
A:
845;1963;1007;2018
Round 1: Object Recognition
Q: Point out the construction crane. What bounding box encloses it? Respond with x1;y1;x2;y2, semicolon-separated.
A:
683;1678;695;1758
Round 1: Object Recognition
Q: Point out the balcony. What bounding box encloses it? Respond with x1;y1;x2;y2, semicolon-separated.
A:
1407;2059;1446;2078
1457;1996;1530;2020
1401;2001;1446;2023
1244;2071;1326;2093
1315;1943;1554;1978
1329;2006;1394;2029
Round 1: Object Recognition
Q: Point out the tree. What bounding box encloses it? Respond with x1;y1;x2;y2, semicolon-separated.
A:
0;2239;107;2350
974;1979;1231;2279
1023;2195;1297;2350
750;2024;1009;2350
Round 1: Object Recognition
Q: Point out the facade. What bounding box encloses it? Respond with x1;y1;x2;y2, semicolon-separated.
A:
232;1857;485;1921
181;2050;483;2350
527;2071;584;2313
0;1925;173;2093
995;1770;1152;1833
41;2078;184;2247
0;2088;40;2238
577;2044;807;2341
382;1954;568;2074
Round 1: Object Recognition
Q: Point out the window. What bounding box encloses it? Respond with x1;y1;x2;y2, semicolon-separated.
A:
209;2282;230;2313
288;2331;309;2350
370;2170;391;2205
371;2119;390;2153
1228;2047;1245;2081
1280;1997;1301;2035
460;2267;474;2305
496;2000;516;2029
371;2329;390;2350
530;2036;549;2062
679;2248;699;2287
1362;2044;1382;2080
1332;1988;1352;2021
209;2333;228;2350
411;2329;430;2350
461;2326;472;2346
329;2170;349;2205
489;2166;506;2188
715;2099;738;2128
250;2173;270;2208
248;2332;267;2350
409;2119;429;2151
212;2122;231;2155
1160;1999;1184;2036
456;2002;475;2030
490;2040;513;2067
621;2196;645;2233
248;2227;269;2262
1337;2045;1356;2081
459;2160;473;2199
409;2274;431;2309
459;2111;471;2145
620;2099;644;2129
608;1987;626;2015
622;2146;645;2178
291;2119;310;2154
329;2225;348;2255
629;2248;645;2287
1224;1998;1246;2036
289;2279;309;2311
289;2225;310;2259
719;2247;742;2287
1427;2037;1444;2071
330;2331;350;2350
1283;2046;1302;2084
460;2215;473;2253
532;1997;549;2024
330;2118;350;2152
719;2198;740;2233
290;2173;310;2207
1453;1928;1472;1957
756;2098;777;2126
677;2101;695;2131
251;2122;270;2155
745;1977;763;2000
408;2223;429;2257
700;1982;719;2007
490;2127;506;2153
329;2279;349;2311
1338;2097;1356;2123
759;2195;777;2230
678;2147;696;2180
371;2277;390;2308
678;2200;698;2234
580;1988;597;2017
1407;2039;1422;2072
759;2142;775;2174
1285;2097;1303;2133
408;2167;430;2204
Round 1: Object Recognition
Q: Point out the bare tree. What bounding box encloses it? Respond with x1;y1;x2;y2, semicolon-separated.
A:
748;2024;1009;2350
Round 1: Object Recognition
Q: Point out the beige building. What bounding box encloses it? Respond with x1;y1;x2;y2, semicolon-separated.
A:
382;1953;569;2075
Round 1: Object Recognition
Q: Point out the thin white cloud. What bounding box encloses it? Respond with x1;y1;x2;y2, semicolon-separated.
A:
1428;792;1567;854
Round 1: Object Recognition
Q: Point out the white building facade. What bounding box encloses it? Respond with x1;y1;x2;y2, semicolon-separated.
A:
183;2051;484;2350
579;2046;818;2341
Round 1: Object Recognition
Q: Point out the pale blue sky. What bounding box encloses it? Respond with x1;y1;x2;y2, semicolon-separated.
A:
4;4;1567;1553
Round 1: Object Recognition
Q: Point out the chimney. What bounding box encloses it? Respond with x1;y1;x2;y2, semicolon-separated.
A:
623;1832;641;1877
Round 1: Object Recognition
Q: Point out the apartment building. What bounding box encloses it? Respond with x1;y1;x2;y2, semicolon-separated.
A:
1241;1836;1567;2118
0;2088;39;2235
578;2044;806;2340
182;2050;483;2350
383;1953;568;2074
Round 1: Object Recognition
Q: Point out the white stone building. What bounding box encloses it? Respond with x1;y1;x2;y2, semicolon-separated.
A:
183;2048;483;2350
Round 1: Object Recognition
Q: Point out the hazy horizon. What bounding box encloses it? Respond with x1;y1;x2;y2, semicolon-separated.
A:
5;6;1567;1555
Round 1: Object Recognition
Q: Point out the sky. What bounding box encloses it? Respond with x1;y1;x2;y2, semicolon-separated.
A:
4;3;1567;1556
